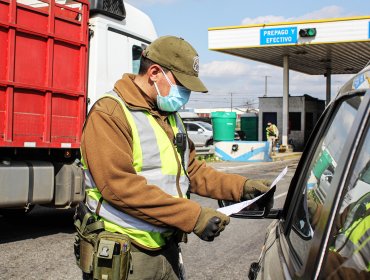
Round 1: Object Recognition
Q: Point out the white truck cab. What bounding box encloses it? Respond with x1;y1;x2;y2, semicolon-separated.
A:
87;2;157;110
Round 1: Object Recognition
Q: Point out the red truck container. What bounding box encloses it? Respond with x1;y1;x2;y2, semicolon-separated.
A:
0;0;89;149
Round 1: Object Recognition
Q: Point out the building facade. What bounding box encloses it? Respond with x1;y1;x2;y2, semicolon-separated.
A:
259;95;325;151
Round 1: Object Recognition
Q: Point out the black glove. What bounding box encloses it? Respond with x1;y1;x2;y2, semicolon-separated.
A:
193;207;230;242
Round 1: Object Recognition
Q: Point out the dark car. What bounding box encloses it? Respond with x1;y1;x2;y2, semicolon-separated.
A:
220;66;370;279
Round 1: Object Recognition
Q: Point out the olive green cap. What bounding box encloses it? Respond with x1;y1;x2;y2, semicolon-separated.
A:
142;36;208;93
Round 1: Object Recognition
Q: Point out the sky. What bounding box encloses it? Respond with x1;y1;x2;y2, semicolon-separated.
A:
125;0;370;110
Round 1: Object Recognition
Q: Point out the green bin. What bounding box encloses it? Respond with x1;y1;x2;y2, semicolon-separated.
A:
211;111;236;141
312;149;333;179
240;114;258;141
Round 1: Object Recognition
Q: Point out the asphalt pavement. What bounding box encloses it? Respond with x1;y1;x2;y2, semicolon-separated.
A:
0;157;300;280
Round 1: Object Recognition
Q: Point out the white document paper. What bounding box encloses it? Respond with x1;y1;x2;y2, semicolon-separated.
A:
270;166;288;189
217;166;288;216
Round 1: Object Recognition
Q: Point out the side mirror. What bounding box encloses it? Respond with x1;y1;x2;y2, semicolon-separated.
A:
324;175;333;183
218;188;282;219
197;128;204;133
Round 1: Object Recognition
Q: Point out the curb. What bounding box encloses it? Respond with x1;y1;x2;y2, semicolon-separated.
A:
271;152;302;162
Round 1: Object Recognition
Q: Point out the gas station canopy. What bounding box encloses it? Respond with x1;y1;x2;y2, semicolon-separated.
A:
208;16;370;147
208;16;370;75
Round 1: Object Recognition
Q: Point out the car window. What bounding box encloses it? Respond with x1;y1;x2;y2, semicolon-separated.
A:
198;122;213;131
320;122;370;279
187;123;200;132
288;95;364;267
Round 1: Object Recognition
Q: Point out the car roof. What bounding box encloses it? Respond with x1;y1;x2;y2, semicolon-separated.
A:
184;120;210;125
337;64;370;98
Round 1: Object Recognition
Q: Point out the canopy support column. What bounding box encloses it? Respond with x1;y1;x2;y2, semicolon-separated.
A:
325;69;331;106
282;55;289;147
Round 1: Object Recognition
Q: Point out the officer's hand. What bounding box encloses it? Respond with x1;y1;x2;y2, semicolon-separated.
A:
243;179;271;199
193;207;230;242
243;179;274;215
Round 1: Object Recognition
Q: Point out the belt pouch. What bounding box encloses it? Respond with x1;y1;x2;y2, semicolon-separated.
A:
74;233;95;274
93;231;131;280
80;238;95;273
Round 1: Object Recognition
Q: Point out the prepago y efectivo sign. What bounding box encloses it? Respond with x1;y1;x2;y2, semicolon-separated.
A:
260;27;297;45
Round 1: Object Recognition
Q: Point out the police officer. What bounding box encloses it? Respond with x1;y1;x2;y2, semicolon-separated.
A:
266;122;279;142
266;122;279;154
81;36;273;280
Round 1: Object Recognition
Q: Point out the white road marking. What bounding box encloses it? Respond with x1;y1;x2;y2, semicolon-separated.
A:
275;192;288;199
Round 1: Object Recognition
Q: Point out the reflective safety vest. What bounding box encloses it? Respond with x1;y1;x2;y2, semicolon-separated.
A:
332;192;370;272
266;124;278;138
83;91;190;250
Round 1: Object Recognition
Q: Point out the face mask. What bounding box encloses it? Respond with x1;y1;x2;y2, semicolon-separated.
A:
154;69;191;112
132;59;140;74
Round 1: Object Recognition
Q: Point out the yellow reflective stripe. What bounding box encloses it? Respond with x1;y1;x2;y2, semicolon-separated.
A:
146;114;179;175
80;150;87;170
355;232;370;254
102;218;172;249
344;202;370;243
348;215;370;245
168;114;185;175
86;188;173;249
86;188;102;200
105;95;143;172
169;115;179;134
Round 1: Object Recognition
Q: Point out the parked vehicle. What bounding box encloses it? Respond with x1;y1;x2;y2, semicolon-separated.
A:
220;66;370;279
0;0;157;213
184;121;214;147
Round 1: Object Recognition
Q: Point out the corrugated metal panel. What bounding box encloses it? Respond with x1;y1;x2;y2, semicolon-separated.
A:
0;0;89;148
217;42;370;75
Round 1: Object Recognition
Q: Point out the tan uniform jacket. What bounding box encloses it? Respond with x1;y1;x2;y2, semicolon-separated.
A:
81;74;246;234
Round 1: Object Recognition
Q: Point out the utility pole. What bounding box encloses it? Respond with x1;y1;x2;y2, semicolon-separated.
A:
230;92;233;112
264;75;271;97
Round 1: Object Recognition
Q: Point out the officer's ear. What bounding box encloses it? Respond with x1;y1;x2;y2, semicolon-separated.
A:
148;64;162;84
